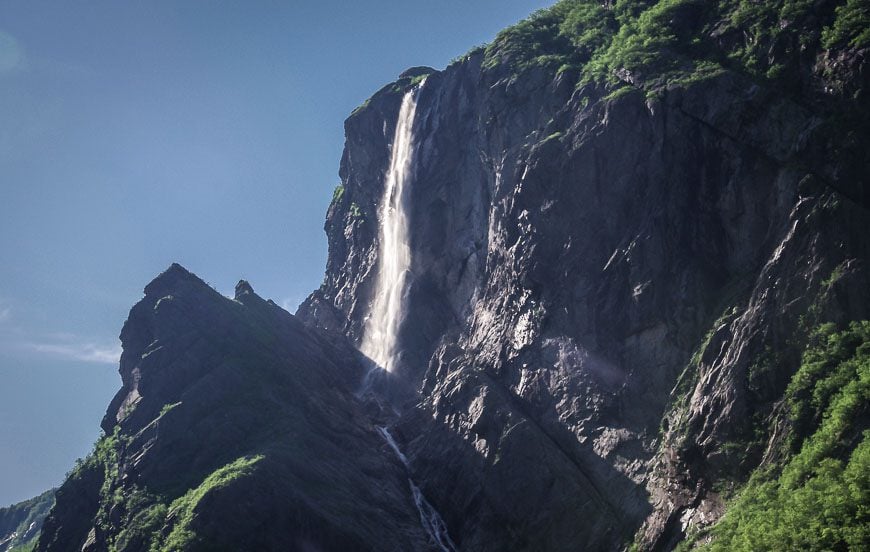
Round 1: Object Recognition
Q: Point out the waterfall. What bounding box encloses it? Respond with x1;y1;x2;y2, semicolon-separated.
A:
361;81;457;550
378;426;458;552
360;83;424;372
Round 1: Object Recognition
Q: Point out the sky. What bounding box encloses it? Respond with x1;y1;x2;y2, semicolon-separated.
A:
0;1;553;506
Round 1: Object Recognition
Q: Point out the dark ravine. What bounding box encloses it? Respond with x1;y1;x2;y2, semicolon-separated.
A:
33;1;869;550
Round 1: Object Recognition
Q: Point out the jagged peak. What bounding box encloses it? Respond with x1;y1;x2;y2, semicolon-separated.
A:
142;263;209;298
234;279;255;300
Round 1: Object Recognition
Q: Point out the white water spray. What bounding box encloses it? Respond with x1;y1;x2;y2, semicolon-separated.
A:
360;84;423;372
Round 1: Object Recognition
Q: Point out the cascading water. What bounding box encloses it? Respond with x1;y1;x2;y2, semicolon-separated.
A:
357;80;457;551
360;83;423;373
378;426;458;552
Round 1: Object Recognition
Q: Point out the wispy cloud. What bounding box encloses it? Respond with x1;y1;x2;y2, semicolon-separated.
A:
0;299;119;365
27;341;121;364
0;31;24;75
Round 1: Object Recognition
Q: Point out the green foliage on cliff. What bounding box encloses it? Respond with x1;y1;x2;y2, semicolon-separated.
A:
823;0;870;48
702;321;870;551
161;455;263;550
331;184;344;206
64;428;240;551
483;0;865;89
0;489;55;552
77;435;264;552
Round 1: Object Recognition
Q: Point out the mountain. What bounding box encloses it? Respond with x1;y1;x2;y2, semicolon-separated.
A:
34;1;869;550
0;489;54;552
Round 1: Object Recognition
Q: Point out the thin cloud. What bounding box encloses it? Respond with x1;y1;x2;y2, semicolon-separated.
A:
0;31;24;74
27;341;121;364
0;307;9;322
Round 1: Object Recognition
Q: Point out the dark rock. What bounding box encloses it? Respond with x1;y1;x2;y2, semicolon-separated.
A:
38;265;436;552
233;279;254;300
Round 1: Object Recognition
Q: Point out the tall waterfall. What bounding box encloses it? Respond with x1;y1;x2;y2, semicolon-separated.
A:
360;83;423;372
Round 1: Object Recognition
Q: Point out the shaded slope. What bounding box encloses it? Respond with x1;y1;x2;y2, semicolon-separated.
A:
37;264;436;552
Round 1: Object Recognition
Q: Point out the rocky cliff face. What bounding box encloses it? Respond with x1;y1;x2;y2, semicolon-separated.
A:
36;1;869;551
299;0;869;549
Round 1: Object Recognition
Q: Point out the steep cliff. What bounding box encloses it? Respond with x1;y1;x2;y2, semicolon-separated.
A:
35;0;869;550
299;0;869;549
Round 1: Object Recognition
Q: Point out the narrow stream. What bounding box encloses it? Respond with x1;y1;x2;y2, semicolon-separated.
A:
377;426;458;552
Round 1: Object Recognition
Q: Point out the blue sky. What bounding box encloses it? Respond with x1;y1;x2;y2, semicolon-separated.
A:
0;1;551;506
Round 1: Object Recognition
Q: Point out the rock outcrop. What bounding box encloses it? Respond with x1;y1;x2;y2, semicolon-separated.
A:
38;264;438;551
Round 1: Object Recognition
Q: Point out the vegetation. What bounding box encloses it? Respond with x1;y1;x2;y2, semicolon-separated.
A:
353;0;867;121
66;424;265;552
0;488;55;552
162;455;263;550
482;0;866;91
702;321;870;550
822;0;870;48
331;184;344;206
110;488;167;552
159;401;181;418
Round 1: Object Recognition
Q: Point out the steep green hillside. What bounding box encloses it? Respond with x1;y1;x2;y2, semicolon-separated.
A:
693;322;869;550
0;490;55;552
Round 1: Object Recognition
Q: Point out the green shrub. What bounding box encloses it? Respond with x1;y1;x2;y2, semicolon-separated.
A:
331;184;345;205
